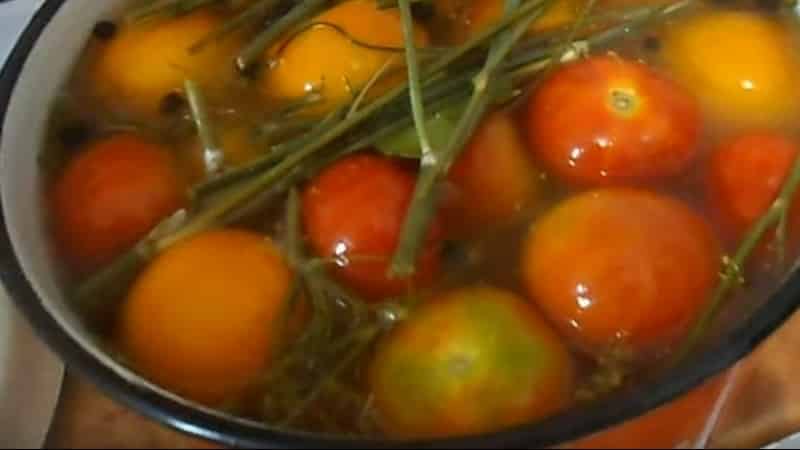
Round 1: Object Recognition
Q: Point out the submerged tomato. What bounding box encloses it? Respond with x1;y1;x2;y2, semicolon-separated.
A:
262;0;429;113
706;132;800;240
370;286;575;438
526;54;702;186
444;111;543;234
302;153;443;300
662;11;800;127
120;230;293;406
522;188;720;354
90;11;239;117
50;134;186;273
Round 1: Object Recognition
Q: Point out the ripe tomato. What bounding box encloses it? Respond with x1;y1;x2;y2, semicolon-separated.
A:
120;230;293;406
662;11;800;128
50;134;187;273
262;0;429;113
526;54;702;186
91;11;239;117
522;188;720;354
444;111;543;234
369;286;575;438
302;153;442;300
706;132;800;239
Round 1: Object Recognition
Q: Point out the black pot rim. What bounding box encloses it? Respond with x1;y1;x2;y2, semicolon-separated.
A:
2;1;799;448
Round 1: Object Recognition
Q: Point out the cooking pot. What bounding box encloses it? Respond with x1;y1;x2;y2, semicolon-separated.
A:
1;1;799;447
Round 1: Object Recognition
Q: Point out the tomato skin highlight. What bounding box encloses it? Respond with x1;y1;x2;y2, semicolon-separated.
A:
119;230;293;406
526;54;702;186
706;132;800;243
369;286;575;439
302;153;443;300
50;134;187;273
522;188;720;354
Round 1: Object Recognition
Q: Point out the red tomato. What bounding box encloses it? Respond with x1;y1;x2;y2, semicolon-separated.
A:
444;111;543;235
522;188;720;354
706;132;800;243
369;286;575;438
302;153;443;300
526;54;702;186
50;134;187;273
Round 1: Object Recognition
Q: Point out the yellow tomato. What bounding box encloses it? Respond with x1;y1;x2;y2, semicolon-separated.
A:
662;11;800;127
260;0;429;113
91;12;239;117
119;230;293;406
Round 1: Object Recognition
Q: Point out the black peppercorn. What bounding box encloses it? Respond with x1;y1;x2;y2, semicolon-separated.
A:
58;121;91;149
643;35;661;52
92;21;118;41
159;92;187;115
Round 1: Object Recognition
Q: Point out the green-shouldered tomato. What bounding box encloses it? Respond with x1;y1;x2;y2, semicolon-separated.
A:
50;134;187;273
369;286;575;438
522;188;720;354
302;153;443;301
526;54;702;186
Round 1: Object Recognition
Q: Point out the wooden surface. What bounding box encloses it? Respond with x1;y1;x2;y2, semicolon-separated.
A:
44;310;800;449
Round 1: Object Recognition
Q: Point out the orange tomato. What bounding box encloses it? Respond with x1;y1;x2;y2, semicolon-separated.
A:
91;11;239;117
261;0;429;113
302;153;443;300
444;111;543;234
50;134;186;273
526;54;702;186
120;230;293;406
370;286;575;438
522;188;720;353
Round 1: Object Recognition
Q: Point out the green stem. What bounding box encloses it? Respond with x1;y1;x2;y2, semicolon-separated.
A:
190;0;283;52
389;0;552;277
280;326;380;426
236;0;330;71
72;245;151;315
398;0;435;161
672;149;800;365
286;188;303;267
184;80;223;175
127;0;219;22
376;0;429;8
347;57;397;118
